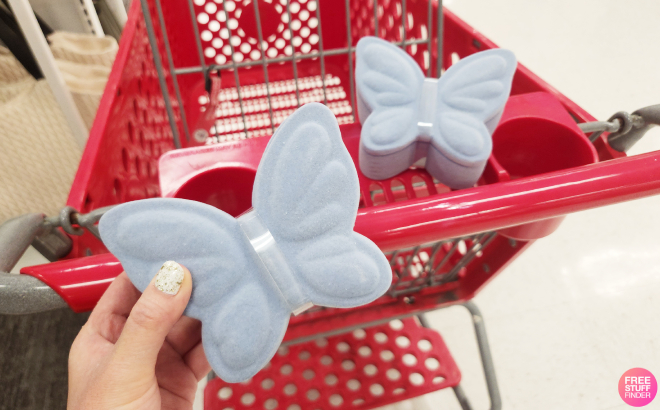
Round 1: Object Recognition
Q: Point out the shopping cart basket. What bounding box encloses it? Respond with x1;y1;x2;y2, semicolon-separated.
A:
1;0;660;408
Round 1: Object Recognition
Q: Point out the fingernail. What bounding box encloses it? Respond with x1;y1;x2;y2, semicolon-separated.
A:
155;261;184;295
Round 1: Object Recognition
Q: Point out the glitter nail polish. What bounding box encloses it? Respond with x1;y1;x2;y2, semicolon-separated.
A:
155;261;184;295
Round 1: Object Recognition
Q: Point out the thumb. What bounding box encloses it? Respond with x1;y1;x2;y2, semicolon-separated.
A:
112;261;192;378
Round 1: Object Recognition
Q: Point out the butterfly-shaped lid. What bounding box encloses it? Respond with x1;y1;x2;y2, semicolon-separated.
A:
355;36;516;186
99;103;392;382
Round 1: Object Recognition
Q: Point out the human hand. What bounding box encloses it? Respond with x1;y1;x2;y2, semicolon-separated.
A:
67;262;210;410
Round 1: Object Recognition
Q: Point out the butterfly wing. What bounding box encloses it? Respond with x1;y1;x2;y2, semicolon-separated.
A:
359;105;420;179
201;281;289;382
253;103;392;308
293;232;392;308
432;49;517;166
356;36;424;155
99;198;246;317
99;199;290;382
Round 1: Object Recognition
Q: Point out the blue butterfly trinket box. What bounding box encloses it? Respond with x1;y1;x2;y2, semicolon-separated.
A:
355;36;517;189
99;103;393;383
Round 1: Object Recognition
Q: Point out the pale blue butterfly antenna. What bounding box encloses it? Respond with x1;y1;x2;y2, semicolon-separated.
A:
99;103;392;383
355;36;517;189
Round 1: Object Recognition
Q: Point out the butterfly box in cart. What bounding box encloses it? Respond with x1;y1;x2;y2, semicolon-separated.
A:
355;37;517;189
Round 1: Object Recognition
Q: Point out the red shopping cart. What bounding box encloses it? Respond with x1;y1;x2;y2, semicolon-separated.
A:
1;0;659;408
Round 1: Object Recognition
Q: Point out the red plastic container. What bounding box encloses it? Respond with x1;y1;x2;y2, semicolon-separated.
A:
489;92;599;240
20;0;660;345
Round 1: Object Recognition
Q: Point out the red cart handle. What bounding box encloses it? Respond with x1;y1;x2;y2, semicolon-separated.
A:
16;146;660;313
357;148;660;251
